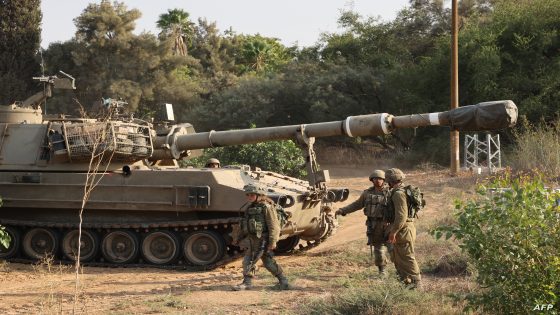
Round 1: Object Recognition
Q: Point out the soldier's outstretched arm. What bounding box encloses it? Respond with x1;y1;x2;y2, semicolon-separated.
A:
336;191;366;216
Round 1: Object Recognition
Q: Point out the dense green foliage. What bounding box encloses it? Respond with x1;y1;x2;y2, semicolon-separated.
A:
183;138;306;178
433;173;560;314
0;0;41;104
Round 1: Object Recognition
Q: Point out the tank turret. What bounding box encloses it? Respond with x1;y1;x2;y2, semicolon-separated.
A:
0;75;518;267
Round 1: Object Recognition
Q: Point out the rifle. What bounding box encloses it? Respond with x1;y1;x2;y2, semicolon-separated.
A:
248;236;269;276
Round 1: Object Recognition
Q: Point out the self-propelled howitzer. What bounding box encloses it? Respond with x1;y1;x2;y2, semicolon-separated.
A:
0;75;518;267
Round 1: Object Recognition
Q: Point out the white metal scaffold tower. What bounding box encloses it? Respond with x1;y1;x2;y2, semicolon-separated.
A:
464;134;501;173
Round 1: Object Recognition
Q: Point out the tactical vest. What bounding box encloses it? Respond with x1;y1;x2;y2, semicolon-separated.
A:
241;202;269;238
363;189;388;219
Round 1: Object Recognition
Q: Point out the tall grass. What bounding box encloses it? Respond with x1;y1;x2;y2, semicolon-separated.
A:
509;118;560;176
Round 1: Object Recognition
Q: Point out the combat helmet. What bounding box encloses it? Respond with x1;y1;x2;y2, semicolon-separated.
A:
385;168;405;183
243;184;267;195
205;158;220;167
368;170;385;181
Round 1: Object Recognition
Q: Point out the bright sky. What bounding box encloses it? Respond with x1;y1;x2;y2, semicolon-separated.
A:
41;0;411;48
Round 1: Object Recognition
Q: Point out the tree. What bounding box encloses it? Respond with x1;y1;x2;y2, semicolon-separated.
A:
157;8;194;56
189;18;237;91
233;34;292;75
0;0;41;104
43;1;201;115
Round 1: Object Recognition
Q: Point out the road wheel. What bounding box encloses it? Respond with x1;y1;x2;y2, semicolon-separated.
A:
22;228;59;259
183;231;225;266
275;235;300;254
0;226;21;259
62;229;99;262
141;231;180;265
101;230;139;264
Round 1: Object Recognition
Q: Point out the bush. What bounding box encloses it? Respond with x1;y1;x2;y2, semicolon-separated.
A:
433;172;560;314
181;139;306;178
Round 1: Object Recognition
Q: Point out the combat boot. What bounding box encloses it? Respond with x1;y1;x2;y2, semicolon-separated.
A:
409;279;422;290
232;276;253;291
274;274;290;290
378;266;388;278
405;278;422;290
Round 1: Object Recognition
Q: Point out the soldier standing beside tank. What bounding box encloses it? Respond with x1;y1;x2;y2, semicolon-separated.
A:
233;184;290;290
205;158;220;168
335;170;389;276
385;168;421;289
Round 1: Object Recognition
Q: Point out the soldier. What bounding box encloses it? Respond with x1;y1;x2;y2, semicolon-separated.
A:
233;184;290;291
385;168;421;289
205;158;220;168
335;170;389;276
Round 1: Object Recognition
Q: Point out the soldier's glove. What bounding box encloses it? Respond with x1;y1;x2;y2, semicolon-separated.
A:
335;210;346;217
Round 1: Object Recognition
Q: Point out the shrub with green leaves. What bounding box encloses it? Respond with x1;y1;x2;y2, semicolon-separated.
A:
433;173;560;314
181;140;306;178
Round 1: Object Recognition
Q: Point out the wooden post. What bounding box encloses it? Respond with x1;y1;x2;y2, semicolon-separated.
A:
450;0;460;175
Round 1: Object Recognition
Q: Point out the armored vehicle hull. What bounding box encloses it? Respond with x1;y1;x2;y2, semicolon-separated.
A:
0;166;338;266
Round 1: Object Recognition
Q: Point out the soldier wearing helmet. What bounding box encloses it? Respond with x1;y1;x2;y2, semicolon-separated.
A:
385;168;421;289
335;169;390;276
233;184;290;291
205;158;220;168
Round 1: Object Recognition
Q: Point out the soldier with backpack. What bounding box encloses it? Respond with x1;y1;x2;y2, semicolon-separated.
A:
335;170;390;276
385;168;422;289
233;183;290;291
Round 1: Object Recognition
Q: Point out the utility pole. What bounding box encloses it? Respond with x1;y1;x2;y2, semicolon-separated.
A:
450;0;460;175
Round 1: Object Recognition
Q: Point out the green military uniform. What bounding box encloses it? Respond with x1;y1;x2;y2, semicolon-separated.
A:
338;186;389;270
239;200;283;278
386;181;421;286
234;184;289;290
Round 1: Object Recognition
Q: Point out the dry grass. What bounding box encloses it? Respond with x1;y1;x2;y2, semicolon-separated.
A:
0;260;10;273
509;119;560;177
21;255;90;314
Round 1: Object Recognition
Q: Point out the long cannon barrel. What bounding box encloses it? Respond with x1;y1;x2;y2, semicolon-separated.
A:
153;100;517;157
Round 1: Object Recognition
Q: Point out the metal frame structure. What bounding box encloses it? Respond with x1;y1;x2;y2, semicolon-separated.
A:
464;134;501;173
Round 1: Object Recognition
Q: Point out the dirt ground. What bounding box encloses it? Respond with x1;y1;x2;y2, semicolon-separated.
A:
0;165;479;314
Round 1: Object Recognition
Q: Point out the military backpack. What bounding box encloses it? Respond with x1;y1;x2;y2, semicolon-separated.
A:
242;201;289;236
385;185;426;222
404;185;426;218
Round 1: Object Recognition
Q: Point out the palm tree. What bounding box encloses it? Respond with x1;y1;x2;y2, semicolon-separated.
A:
156;9;194;56
243;38;272;73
